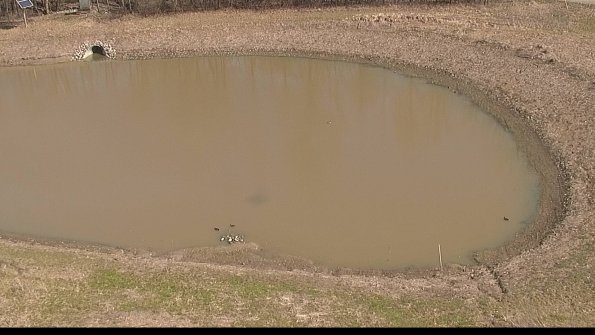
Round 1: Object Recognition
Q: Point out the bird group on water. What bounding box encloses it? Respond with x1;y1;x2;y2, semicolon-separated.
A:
214;224;244;244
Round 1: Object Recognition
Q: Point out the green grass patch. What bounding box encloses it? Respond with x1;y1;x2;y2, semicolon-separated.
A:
87;268;219;314
345;292;476;327
225;274;304;299
89;269;137;290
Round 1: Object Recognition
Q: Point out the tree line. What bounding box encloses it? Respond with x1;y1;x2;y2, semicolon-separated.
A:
1;0;487;18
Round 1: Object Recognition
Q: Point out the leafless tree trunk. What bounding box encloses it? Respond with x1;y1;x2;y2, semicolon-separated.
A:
52;0;62;12
57;0;63;12
3;0;13;20
43;0;50;14
1;0;10;20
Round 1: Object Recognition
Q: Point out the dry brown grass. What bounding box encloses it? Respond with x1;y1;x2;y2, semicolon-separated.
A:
0;0;594;327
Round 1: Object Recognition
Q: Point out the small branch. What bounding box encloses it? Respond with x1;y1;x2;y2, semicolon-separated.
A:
438;244;443;271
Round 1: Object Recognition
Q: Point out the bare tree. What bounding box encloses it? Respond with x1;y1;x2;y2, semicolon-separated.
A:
54;0;63;12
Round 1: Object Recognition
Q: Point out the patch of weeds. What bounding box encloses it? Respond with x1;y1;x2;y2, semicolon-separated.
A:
349;292;475;327
89;269;137;290
551;239;594;285
0;244;83;268
34;280;95;326
87;268;219;314
225;274;302;300
223;275;302;326
579;17;595;34
502;240;595;327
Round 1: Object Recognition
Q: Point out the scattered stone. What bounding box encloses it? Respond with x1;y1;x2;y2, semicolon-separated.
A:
72;40;116;61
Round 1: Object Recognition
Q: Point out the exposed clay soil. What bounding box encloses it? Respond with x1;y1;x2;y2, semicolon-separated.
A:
0;0;594;327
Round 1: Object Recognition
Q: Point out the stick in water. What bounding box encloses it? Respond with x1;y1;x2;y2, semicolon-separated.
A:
438;244;443;271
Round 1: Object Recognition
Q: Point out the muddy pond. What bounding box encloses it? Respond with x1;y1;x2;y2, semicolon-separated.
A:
0;56;540;270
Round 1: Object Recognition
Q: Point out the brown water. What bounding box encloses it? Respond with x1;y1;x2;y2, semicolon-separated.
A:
0;56;539;270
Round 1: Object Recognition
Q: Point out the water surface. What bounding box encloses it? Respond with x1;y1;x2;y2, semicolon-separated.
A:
0;56;540;269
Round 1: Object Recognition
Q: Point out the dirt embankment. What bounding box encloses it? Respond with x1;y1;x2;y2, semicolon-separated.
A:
0;0;594;327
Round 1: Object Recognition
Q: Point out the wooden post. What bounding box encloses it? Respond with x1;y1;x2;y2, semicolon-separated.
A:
22;7;27;28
